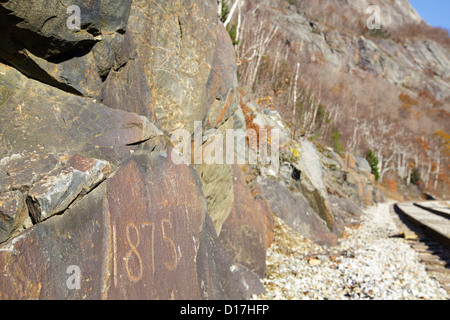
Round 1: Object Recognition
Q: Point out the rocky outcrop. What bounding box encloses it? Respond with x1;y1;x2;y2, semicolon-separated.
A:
0;0;389;300
0;191;28;244
0;62;159;165
26;154;110;223
126;0;218;133
197;214;266;300
263;0;449;98
0;0;268;300
321;150;385;207
257;177;338;246
241;99;383;246
0;0;132;99
218;164;268;278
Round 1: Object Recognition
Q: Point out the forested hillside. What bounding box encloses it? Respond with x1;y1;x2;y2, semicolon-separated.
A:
221;0;450;199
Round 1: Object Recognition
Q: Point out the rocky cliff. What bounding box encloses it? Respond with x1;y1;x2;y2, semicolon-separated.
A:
0;0;385;299
232;0;449;199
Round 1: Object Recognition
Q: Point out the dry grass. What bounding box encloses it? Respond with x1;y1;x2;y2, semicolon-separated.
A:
389;22;450;49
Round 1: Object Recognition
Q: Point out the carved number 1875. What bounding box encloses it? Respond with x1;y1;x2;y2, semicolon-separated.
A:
113;219;178;284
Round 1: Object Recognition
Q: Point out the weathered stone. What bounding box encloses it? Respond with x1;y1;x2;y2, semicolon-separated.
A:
0;191;28;243
353;155;372;178
0;172;8;193
373;187;385;203
0;146;243;299
0;0;100;60
295;139;334;230
195;116;236;236
103;150;203;299
258;177;338;246
102;31;154;118
328;195;362;228
27;154;110;223
0;182;107;300
127;0;218;133
0;1;101;96
0;62;158;166
339;167;383;207
0;0;134;98
205;23;239;128
24;50;103;99
99;0;132;33
197;214;265;300
92;33;124;79
218;165;268;278
190;14;252;248
0;153;59;192
207;23;238;104
249;182;275;248
322;148;384;208
344;153;356;170
244;102;292;147
196;162;235;235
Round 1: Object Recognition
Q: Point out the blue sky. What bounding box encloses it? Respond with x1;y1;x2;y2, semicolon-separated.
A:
409;0;450;30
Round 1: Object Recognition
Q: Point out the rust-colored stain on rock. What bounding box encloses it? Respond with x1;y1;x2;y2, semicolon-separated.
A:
105;151;207;299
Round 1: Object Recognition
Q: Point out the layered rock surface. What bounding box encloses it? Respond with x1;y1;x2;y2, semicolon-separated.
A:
254;0;450;99
0;0;266;300
0;0;384;300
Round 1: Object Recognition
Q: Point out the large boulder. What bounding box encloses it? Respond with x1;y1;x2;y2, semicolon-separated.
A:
218;165;268;278
101;31;154;118
328;195;362;234
0;0;269;299
126;0;218;133
26;154;111;223
0;191;28;244
0;145;264;299
197;214;266;300
0;62;159;166
205;22;240;129
292;139;335;231
257;177;338;246
0;0;133;98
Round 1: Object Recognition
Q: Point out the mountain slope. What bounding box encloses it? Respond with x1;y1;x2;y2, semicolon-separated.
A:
229;0;450;198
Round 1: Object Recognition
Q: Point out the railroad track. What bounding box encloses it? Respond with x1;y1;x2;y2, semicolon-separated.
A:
391;201;450;293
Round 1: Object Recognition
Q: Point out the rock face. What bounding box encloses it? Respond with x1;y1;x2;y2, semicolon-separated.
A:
245;0;449;99
126;0;218;133
241;99;382;247
0;0;387;300
218;164;268;278
322;151;385;207
0;144;265;299
26;154;111;223
257;177;338;246
0;0;268;300
295;139;334;230
0;62;158;165
104;149;206;299
348;0;422;27
0;0;133;99
0;191;28;243
197;214;266;300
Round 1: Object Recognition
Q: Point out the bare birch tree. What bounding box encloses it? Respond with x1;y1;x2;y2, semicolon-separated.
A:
223;0;242;28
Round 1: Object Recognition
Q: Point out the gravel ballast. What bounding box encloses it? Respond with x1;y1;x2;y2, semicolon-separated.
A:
258;202;449;300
